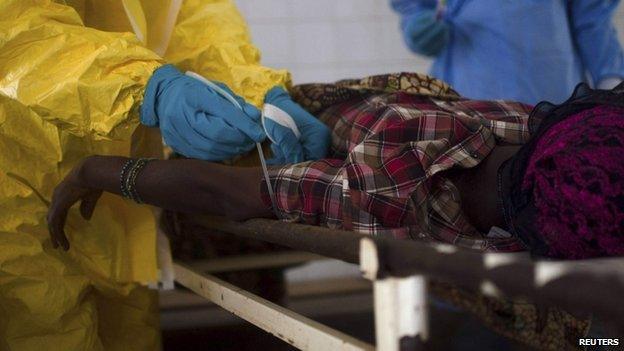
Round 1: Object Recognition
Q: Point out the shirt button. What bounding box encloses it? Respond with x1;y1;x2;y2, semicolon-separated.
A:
471;153;480;159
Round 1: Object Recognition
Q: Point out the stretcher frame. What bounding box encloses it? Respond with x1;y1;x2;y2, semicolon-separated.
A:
172;216;624;351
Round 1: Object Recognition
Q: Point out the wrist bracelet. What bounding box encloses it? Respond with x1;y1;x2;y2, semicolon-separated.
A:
120;158;138;199
120;158;155;203
128;158;153;204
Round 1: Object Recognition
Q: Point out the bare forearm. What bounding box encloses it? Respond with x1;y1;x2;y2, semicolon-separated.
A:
81;155;270;219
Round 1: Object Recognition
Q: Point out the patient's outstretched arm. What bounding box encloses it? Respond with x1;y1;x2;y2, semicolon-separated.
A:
47;155;270;250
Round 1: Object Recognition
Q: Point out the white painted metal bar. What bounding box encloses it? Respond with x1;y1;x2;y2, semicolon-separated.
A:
399;276;428;343
173;261;375;351
187;251;323;274
360;238;428;351
373;277;428;351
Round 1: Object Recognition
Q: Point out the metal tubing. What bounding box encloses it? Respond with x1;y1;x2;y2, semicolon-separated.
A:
174;261;374;351
187;215;364;264
185;216;624;329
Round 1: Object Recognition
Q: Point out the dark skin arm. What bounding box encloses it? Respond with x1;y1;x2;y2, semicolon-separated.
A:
46;155;271;250
48;145;520;250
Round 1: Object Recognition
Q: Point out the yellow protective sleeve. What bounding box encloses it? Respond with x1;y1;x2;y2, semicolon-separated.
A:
0;1;163;350
164;0;292;107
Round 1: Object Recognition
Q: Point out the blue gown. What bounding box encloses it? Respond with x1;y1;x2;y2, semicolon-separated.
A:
391;0;624;104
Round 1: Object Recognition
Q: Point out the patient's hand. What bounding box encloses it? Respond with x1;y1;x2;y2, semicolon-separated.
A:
46;155;272;250
47;159;102;250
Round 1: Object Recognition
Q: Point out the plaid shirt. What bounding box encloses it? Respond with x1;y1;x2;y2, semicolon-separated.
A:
263;83;534;252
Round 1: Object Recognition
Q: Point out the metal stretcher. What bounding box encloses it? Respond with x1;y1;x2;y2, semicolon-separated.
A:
171;216;624;351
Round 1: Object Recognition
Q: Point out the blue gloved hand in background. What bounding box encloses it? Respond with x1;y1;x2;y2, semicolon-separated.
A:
401;9;449;57
263;86;331;164
141;64;265;161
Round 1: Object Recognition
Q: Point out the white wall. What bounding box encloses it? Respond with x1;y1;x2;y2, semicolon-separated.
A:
236;0;624;85
235;0;429;84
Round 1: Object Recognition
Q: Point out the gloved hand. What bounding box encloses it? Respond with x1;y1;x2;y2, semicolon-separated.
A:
402;9;449;57
263;86;331;164
140;64;265;161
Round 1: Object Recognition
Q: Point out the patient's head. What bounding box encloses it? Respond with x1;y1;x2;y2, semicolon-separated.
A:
522;105;624;259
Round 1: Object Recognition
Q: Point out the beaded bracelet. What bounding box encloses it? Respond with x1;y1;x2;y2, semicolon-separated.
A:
128;158;153;203
120;159;138;199
120;158;155;203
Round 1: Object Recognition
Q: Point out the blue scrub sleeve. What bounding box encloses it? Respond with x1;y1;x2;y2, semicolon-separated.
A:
391;0;438;33
570;0;624;84
390;0;450;57
391;0;438;14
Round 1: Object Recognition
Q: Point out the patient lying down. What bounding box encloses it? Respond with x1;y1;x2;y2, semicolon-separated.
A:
47;75;624;260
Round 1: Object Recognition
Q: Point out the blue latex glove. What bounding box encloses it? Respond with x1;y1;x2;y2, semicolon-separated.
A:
402;9;449;57
263;86;330;164
140;64;265;161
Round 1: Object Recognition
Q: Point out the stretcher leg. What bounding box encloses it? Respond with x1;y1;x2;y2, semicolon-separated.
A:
360;238;429;351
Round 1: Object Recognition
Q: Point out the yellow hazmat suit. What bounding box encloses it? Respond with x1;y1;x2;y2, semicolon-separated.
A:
0;0;290;349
